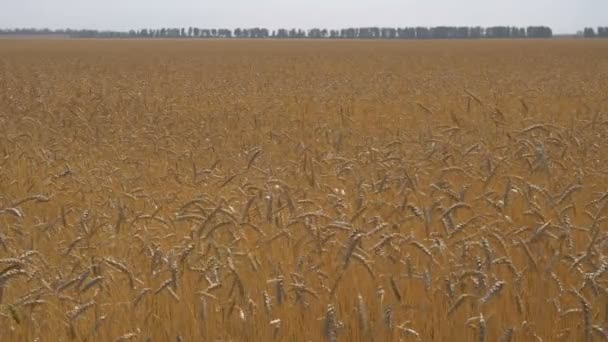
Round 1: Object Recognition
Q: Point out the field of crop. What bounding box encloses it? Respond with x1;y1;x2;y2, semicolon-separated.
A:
1;39;608;341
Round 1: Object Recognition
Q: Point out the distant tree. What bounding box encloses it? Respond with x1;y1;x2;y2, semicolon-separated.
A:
470;26;483;38
415;27;431;39
372;27;381;38
276;29;288;38
584;27;596;38
431;26;450;39
380;28;395;39
0;24;569;40
526;26;552;38
220;29;232;38
510;27;525;38
308;28;322;39
486;26;510;38
397;27;415;39
358;27;371;39
456;27;469;39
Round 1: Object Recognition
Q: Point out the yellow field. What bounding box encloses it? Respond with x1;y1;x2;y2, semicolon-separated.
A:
1;39;608;341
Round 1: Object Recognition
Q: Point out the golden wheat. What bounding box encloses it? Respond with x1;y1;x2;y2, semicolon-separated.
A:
0;38;607;341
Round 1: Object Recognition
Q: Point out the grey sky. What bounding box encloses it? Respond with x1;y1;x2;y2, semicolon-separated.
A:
1;0;605;34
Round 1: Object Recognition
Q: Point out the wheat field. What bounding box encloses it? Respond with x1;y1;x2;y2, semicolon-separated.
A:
1;39;608;341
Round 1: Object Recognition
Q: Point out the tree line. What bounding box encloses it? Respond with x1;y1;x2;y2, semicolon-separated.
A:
0;26;563;39
583;27;608;38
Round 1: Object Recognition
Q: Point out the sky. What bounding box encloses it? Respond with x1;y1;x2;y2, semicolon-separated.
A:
1;0;606;34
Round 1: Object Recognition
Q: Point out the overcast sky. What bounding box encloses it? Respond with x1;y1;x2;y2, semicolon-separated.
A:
1;0;605;34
